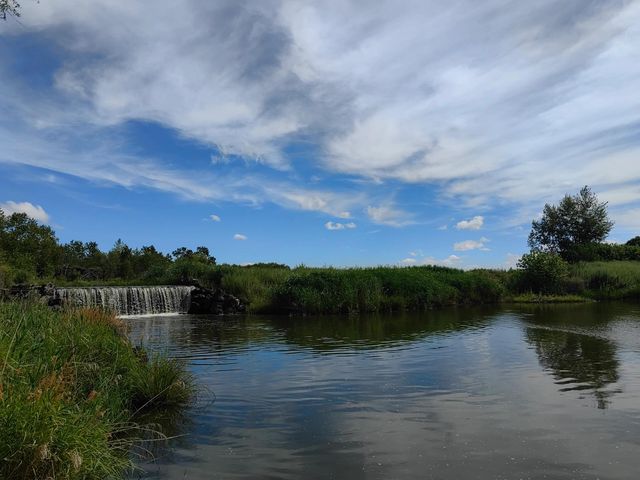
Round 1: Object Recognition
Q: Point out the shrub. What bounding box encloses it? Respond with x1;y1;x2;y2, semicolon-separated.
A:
517;252;569;294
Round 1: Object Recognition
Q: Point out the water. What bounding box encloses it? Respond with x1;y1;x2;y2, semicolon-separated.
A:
55;285;194;316
126;303;640;479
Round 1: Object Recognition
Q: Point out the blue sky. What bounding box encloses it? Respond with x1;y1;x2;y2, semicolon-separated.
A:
1;0;639;268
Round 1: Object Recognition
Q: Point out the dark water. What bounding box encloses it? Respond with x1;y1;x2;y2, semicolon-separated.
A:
126;303;640;480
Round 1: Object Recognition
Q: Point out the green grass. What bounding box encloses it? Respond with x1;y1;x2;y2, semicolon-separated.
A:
219;265;505;314
509;293;591;303
219;262;640;313
0;302;194;479
568;261;640;299
220;265;292;313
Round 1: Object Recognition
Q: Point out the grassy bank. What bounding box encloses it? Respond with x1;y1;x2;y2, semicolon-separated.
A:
0;302;194;479
220;265;506;314
217;261;640;314
567;261;640;300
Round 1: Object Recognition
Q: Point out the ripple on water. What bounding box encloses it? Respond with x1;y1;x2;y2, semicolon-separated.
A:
127;305;640;480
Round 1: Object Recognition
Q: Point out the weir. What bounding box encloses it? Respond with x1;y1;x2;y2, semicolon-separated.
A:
55;285;195;316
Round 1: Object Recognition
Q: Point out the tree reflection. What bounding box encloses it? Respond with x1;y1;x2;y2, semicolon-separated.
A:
526;326;620;409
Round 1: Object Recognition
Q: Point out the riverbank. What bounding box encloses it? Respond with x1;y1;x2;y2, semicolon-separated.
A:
5;261;640;316
217;261;640;314
0;302;194;479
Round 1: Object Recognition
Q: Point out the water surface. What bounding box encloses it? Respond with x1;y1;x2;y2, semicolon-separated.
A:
127;303;640;479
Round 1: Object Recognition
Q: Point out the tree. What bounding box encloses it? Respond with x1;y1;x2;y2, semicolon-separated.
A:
626;236;640;247
0;210;59;278
0;0;20;20
528;186;613;257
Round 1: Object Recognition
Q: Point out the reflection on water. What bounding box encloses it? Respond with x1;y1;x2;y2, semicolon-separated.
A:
127;303;640;480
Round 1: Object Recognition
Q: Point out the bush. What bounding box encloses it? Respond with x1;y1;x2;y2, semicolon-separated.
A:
517;252;569;294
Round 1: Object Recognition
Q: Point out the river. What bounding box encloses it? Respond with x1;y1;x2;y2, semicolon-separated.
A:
126;302;640;479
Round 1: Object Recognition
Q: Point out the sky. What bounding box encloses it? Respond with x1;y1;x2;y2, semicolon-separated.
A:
1;0;639;268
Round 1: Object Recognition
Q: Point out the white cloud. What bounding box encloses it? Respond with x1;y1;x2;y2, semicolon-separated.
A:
456;215;484;230
325;221;356;230
209;214;221;222
2;0;639;229
233;233;248;241
504;253;521;269
0;201;50;223
401;254;462;267
453;237;490;251
366;205;413;227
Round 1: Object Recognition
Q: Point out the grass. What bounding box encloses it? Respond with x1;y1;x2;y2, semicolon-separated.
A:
0;302;194;479
509;293;591;303
568;261;640;300
220;265;505;314
220;265;292;313
219;262;640;313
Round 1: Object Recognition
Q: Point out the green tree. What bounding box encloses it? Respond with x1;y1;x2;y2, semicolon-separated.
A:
626;236;640;247
0;0;20;20
0;210;59;278
528;186;613;257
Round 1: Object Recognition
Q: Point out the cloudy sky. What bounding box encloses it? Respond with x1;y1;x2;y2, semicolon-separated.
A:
1;0;639;267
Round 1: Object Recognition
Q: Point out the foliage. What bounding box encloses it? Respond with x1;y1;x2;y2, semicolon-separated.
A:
0;0;20;20
263;266;504;314
0;207;221;288
0;302;194;479
510;293;589;303
528;186;613;258
219;264;292;312
626;236;640;247
567;261;640;300
562;242;640;262
0;211;60;278
516;251;569;294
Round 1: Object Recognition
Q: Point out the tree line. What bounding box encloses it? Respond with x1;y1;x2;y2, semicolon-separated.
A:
0;209;221;287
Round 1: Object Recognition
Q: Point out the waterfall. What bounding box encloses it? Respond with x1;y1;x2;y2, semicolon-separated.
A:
55;285;195;316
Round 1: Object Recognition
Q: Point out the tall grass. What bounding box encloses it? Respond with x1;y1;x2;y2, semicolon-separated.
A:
221;265;506;314
0;302;194;479
569;261;640;299
220;265;291;313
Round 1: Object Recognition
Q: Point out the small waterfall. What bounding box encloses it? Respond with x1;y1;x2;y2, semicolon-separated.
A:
55;286;195;316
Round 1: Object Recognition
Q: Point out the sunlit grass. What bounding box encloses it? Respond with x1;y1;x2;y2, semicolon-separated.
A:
0;302;194;479
569;261;640;299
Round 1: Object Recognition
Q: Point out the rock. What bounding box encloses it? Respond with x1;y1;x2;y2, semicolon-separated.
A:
187;287;245;315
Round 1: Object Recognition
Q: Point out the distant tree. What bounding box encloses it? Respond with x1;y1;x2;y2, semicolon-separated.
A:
0;210;59;278
108;239;134;279
528;186;613;258
172;246;216;265
626;236;640;247
0;0;20;20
